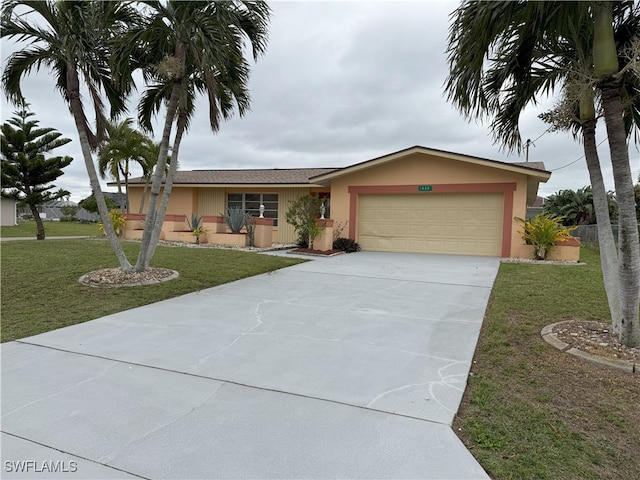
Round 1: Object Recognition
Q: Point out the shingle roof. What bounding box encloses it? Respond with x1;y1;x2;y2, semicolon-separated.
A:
510;162;549;172
129;168;339;185
125;149;549;186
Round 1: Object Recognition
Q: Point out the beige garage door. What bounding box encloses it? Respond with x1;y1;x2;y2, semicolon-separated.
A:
358;193;503;256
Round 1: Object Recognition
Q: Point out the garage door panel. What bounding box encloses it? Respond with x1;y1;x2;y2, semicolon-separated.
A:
358;193;503;256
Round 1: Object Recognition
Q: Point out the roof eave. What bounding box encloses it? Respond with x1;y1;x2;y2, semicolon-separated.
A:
310;146;552;183
125;183;327;188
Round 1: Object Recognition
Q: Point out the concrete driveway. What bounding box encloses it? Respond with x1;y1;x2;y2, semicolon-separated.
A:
2;252;499;479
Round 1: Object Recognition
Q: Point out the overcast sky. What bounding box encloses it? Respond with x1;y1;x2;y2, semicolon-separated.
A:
2;0;638;203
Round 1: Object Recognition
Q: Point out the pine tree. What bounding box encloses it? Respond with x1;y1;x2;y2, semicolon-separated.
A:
1;106;73;239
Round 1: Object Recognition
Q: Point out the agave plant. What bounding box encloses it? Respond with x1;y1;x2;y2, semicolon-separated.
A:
223;207;246;233
186;214;206;244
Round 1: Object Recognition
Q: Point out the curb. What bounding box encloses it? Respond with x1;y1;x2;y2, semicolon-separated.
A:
541;322;637;374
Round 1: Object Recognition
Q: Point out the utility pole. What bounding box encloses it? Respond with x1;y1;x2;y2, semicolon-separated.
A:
524;138;534;162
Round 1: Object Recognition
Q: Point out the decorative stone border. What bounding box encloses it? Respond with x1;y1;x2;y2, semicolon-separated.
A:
78;268;179;288
501;258;586;266
288;249;345;257
541;322;637;374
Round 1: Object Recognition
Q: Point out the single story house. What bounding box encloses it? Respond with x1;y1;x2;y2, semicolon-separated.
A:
125;145;552;257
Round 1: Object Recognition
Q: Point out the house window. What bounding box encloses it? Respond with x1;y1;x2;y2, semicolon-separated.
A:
227;193;278;226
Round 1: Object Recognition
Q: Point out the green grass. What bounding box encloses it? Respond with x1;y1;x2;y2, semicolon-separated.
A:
0;239;304;342
454;248;640;479
1;221;100;238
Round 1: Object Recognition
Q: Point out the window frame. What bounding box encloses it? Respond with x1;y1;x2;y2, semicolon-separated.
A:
227;192;279;226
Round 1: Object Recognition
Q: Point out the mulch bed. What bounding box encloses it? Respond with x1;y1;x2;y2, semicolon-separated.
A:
553;320;640;363
79;267;179;287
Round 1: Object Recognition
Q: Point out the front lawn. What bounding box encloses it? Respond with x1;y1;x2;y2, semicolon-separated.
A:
455;248;640;479
1;220;99;238
0;239;304;342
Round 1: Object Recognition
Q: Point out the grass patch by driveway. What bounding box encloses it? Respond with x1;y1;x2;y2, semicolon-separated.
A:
1;221;99;238
454;248;640;479
0;238;304;342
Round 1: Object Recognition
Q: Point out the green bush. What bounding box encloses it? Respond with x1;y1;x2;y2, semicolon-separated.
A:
60;205;78;222
333;237;361;253
98;209;126;237
78;194;117;214
285;195;324;249
516;213;576;260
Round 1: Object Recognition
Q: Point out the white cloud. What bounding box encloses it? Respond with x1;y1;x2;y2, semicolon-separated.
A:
1;0;638;202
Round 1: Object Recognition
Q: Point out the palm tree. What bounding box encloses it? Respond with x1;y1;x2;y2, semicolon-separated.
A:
544;188;595;226
137;140;167;214
544;187;617;226
540;85;625;335
593;2;640;347
445;1;640;346
122;1;271;271
98;118;150;213
1;0;138;270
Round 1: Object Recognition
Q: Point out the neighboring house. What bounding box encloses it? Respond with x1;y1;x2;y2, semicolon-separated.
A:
103;192;127;210
41;200;99;222
125;145;551;257
526;195;547;220
1;197;17;226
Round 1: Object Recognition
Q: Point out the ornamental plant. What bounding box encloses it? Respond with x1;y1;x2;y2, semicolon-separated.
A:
98;209;126;237
244;213;256;247
223;207;245;233
516;213;577;260
285;195;324;249
333;237;361;253
186;214;206;244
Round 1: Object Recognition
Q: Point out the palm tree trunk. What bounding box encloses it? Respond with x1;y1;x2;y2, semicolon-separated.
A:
134;79;182;271
135;42;186;272
115;165;123;210
30;204;45;240
123;159;130;214
582;118;622;334
66;65;132;271
600;78;640;347
593;1;640;347
138;177;150;214
145;114;185;266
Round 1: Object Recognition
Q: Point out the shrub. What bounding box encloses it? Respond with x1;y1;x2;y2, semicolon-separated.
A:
60;205;78;222
296;231;308;248
285;195;324;248
98;209;126;237
516;213;576;260
333;237;361;253
186;214;206;244
244;213;256;246
78;194;117;214
223;207;245;233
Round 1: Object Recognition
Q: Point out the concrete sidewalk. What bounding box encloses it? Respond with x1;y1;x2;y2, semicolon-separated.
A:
2;252;498;479
0;236;93;241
